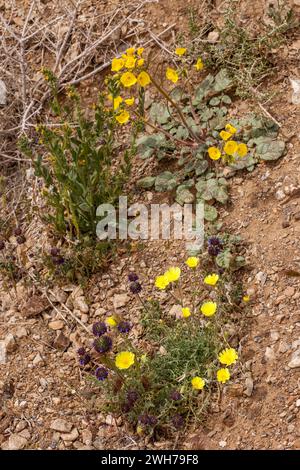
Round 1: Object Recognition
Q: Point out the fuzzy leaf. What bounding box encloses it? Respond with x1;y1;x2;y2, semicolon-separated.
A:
175;186;195;205
155;171;178;192
136;176;156;189
216;249;233;269
254;136;285;161
204;204;218;221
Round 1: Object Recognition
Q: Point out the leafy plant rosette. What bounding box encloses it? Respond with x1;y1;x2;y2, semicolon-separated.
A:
79;236;249;436
105;46;286;222
19;69;132;239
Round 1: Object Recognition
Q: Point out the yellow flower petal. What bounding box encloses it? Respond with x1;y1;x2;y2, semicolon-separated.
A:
125;97;135;106
208;146;221;161
166;67;179;84
218;348;238;366
120;71;137;87
116;110;130;124
237;143;248;158
175;47;187;56
219;130;232;141
137;47;144;56
204;273;219;286
191;376;205;390
137;71;151;87
106;316;117;327
181;307;191;318
126;47;135;56
217;368;230;383
185;256;199;268
224;140;238;156
111;58;124;72
225;123;237;134
194;58;204;71
115;351;135;370
113;96;123;110
200;301;217;317
155;275;169;290
165;266;181;282
137;58;145;67
124;56;137;69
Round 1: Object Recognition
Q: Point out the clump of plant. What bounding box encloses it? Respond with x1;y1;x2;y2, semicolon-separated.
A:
104;45;286;225
191;0;297;98
79;241;249;436
19;69;132;240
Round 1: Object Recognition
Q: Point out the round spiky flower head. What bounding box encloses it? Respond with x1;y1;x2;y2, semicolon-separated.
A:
170;390;182;401
117;321;131;334
92;322;107;337
79;353;91;366
207;236;223;256
172;414;184;429
50;247;60;257
139;414;157;426
128;272;139;282
95;367;108;381
77;347;86;356
93;335;112;354
129;281;142;294
52;256;65;265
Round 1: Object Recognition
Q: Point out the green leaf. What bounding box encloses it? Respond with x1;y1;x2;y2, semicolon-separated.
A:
155;171;178;192
216;249;233;269
254;136;285;161
136;176;156;189
213;69;233;92
175;186;195;205
149;102;170;124
195;160;209;176
204;204;218;221
193;74;214;105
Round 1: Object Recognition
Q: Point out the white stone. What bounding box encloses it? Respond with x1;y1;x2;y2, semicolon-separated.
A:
49;320;64;330
265;347;275;361
0;80;7;105
288;349;300;368
0;341;6;364
113;294;129;309
50;418;73;433
4;333;17;352
73;296;89;313
62;428;79;442
32;353;43;365
7;434;28;450
14;327;27;338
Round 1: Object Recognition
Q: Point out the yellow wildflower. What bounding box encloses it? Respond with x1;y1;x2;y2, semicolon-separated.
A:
243;295;250;302
137;425;144;435
120;71;137;87
115;351;135;370
224;140;238;156
165;266;181;282
208;147;221;160
204;273;219;286
113;96;123;110
185;256;199;268
106;316;117;327
137;71;151;87
237;143;248;158
219;130;232;141
140;354;147;363
124;56;137;69
111;57;124;72
166;67;179;84
137;58;145;67
125;97;135;106
182;307;191;318
201;301;217;317
175;47;187;56
225;123;237;134
217;368;230;383
191;376;205;390
126;47;135;56
137;47;144;56
218;348;238;366
194;58;204;71
116;110;130;124
155;275;169;290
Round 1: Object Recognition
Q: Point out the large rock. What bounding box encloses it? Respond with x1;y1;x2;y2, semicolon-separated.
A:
288;349;300;368
7;433;28;450
113;294;129;309
50;418;73;433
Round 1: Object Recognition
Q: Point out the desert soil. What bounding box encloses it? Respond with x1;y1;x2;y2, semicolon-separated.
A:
1;0;300;450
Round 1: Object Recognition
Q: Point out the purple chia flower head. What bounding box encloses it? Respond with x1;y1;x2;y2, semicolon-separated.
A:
139;414;157;426
126;390;139;404
117;321;131;334
95;367;108;381
52;256;65;265
93;335;112;354
128;273;139;282
0;240;5;251
77;347;86;356
171;414;184;429
92;322;107;337
129;281;142;294
16;235;26;245
79;353;91;366
207;236;223;256
50;247;60;257
170;390;182;401
14;227;22;236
